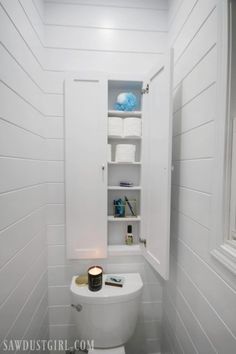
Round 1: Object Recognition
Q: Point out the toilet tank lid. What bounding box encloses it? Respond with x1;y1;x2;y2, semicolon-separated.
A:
70;273;143;304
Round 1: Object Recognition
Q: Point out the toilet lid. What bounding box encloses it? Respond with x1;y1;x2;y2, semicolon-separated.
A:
71;273;143;304
89;347;125;354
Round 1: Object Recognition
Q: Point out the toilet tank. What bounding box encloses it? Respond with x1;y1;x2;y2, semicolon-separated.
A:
70;273;143;349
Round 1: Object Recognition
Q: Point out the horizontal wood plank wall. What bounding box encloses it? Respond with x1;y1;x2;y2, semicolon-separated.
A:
162;0;236;353
0;0;49;347
25;0;168;353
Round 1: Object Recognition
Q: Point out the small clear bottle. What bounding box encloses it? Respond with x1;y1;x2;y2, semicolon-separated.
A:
125;225;134;245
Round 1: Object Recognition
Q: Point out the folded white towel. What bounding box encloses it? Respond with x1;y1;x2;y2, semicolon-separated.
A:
124;118;142;137
107;144;112;162
108;117;123;137
115;144;136;163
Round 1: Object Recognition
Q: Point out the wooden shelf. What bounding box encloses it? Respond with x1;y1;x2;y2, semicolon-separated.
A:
108;186;141;190
108;244;141;256
108;216;141;222
108;161;141;165
108;110;142;118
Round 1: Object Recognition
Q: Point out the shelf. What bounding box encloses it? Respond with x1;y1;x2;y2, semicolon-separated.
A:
108;161;141;165
108;136;141;140
108;186;141;190
108;110;142;118
108;244;141;256
108;216;141;222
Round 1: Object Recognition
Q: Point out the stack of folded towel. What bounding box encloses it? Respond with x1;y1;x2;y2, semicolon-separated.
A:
108;117;142;138
107;144;112;162
123;118;141;138
115;144;136;163
108;117;123;137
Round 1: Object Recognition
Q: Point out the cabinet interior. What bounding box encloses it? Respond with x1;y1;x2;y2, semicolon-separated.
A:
107;80;143;249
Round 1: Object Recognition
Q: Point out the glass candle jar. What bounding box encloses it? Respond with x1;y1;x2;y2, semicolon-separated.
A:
88;266;103;292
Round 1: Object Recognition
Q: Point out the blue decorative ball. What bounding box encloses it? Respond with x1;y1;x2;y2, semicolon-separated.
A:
114;92;137;111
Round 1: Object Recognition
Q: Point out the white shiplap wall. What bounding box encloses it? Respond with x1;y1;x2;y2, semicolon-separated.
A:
28;0;169;353
162;0;236;353
0;0;48;348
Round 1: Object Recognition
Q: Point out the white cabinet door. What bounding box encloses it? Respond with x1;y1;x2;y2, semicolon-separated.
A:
65;73;107;259
141;50;173;279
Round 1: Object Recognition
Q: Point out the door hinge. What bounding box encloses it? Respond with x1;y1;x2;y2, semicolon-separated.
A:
139;237;147;247
141;84;149;95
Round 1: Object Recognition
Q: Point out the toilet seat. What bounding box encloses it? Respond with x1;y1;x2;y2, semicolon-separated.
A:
88;346;125;354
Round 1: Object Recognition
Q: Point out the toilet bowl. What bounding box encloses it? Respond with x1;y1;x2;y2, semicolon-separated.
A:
70;273;143;353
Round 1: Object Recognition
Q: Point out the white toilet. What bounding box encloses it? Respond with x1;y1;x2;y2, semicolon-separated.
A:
70;273;143;353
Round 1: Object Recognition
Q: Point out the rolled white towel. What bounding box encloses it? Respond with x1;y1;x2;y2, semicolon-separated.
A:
124;118;142;138
108;117;123;137
107;144;112;162
115;144;136;163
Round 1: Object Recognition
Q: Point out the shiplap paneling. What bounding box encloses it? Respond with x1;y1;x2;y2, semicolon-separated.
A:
0;119;45;160
45;117;64;139
41;2;169;354
5;271;48;341
171;185;211;229
172;121;215;161
45;48;163;73
0;3;45;93
0;250;47;341
44;1;168;31
168;0;183;27
173;45;217;112
46;139;64;161
0;0;45;68
173;239;236;336
44;0;168;10
45;26;166;53
165;277;217;354
168;0;198;46
0;81;44;136
18;0;44;42
47;183;64;204
0;43;43;114
172;158;213;193
162;0;236;353
0;158;44;193
173;83;216;136
0;207;45;268
0;185;46;232
43;0;167;74
167;245;236;353
171;209;210;261
173;0;217;61
173;7;217;87
0;0;48;345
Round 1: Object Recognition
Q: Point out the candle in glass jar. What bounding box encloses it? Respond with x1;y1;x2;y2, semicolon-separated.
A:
89;267;102;276
88;266;103;291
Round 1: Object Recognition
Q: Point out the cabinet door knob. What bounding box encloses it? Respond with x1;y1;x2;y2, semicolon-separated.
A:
102;165;105;171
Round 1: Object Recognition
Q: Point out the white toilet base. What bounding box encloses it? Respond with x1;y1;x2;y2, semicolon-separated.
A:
88;346;125;354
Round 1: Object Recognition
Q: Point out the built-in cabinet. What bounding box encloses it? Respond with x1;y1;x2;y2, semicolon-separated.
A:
65;51;173;280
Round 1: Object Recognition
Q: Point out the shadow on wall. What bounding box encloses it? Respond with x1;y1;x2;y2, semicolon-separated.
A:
161;83;183;354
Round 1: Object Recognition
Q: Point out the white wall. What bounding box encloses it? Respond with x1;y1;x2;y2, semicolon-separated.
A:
230;1;236;117
0;0;48;349
28;0;169;353
4;2;235;353
162;0;236;353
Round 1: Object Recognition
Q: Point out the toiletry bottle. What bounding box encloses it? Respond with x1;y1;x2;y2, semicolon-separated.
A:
125;225;134;245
